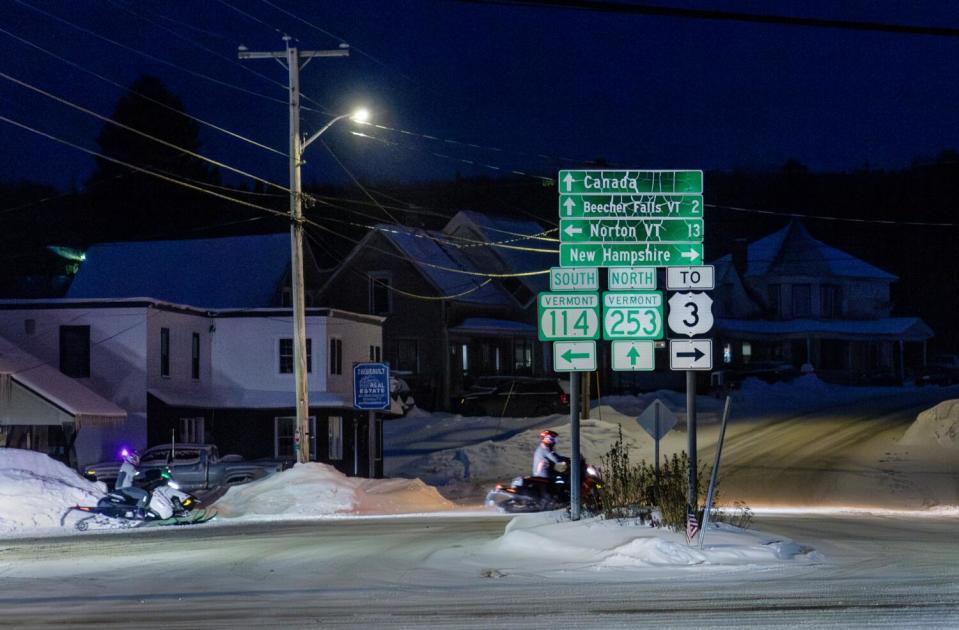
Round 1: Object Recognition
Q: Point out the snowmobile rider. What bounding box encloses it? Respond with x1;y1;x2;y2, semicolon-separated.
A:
116;449;149;509
532;430;567;478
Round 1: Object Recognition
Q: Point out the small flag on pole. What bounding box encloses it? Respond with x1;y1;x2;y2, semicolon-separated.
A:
686;504;700;542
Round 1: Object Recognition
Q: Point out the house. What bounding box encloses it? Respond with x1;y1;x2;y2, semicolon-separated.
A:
711;221;934;383
0;234;389;475
319;211;555;410
0;332;126;467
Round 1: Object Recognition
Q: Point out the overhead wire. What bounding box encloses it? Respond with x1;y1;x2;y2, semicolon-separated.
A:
0;24;287;157
707;203;959;228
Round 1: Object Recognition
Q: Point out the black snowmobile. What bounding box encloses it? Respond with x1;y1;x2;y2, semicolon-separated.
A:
485;457;603;513
62;468;215;530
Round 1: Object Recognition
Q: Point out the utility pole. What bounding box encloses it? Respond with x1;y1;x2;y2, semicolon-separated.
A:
240;37;349;464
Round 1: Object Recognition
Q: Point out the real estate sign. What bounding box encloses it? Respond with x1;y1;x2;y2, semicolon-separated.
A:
353;362;391;410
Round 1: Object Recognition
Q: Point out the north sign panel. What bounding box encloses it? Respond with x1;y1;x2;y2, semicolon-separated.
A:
560;218;704;243
559;170;703;195
561;243;703;268
560;194;703;219
602;291;663;340
537;292;600;341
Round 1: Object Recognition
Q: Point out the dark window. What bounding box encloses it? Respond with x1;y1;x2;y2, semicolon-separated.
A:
160;328;170;377
328;416;343;460
279;338;313;374
329;338;342;375
768;284;781;317
513;338;533;372
191;333;200;380
389;339;419;372
792;284;812;318
500;277;534;306
369;273;391;315
59;325;90;378
369;345;382;362
821;285;841;319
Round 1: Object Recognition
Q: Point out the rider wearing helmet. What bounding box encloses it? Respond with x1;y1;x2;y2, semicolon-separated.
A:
116;448;140;489
532;430;565;478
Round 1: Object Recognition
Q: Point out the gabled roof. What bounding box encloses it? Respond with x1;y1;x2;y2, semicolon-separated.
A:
718;317;933;341
713;221;896;281
66;234;291;309
445;210;555;293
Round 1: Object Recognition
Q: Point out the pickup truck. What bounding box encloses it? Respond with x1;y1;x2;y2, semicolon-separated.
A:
83;444;286;491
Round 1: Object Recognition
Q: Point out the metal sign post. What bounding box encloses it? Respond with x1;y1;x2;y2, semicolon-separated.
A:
569;371;581;521
686;371;698;512
699;396;732;549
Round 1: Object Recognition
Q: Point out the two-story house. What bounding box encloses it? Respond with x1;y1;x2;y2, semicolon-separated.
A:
319;211;554;410
711;221;933;383
0;234;389;475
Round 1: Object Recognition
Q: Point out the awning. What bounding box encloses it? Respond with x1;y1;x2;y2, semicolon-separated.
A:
149;388;353;410
0;337;126;428
717;317;934;342
449;318;536;337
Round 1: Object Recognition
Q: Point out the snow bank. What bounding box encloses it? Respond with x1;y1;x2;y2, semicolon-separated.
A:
0;448;105;536
428;511;820;575
212;462;456;520
902;399;959;448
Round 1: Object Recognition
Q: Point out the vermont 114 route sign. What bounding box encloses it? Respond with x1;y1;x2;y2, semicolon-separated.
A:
537;292;601;341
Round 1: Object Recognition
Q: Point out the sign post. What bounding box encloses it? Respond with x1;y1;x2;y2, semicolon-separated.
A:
353;362;390;479
635;399;679;477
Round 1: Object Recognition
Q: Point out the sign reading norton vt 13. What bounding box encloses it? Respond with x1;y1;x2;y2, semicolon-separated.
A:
558;169;703;268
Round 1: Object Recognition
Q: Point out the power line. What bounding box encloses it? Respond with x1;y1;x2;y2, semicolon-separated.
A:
318;138;402;224
708;203;959;228
457;0;959;38
0;24;287;157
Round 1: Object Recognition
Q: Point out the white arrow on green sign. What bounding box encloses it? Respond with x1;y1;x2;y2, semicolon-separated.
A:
560;219;704;243
561;243;703;268
559;170;702;195
559;194;703;219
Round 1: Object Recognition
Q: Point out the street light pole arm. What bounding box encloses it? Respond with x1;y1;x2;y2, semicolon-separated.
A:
302;114;349;151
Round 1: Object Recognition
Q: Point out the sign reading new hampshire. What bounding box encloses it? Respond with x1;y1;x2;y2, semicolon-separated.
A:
353;362;391;410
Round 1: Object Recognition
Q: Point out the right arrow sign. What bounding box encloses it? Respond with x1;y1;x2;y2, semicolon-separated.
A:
669;339;713;371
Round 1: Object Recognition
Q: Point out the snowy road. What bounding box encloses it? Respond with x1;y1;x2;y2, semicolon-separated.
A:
1;513;957;628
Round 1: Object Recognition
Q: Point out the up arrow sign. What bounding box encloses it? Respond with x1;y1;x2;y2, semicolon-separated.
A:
563;172;575;192
563;223;583;238
563;196;576;216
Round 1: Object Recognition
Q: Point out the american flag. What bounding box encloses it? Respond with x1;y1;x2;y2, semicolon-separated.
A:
686;504;700;542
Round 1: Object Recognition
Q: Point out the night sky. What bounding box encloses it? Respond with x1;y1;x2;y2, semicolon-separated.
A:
2;0;959;191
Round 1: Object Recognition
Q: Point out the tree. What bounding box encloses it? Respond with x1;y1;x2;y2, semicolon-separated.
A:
83;75;224;240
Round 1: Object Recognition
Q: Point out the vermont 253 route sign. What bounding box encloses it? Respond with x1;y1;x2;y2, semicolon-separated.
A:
602;291;664;340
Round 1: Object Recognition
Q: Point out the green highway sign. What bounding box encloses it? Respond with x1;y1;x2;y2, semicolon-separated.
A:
560;218;704;243
559;170;702;195
537;292;601;341
602;291;664;340
560;243;703;268
559;194;703;219
549;266;598;291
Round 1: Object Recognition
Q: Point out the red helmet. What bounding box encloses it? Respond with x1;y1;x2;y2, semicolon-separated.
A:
539;430;558;447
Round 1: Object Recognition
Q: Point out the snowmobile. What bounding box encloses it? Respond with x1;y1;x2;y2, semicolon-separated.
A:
62;468;215;531
485;457;603;513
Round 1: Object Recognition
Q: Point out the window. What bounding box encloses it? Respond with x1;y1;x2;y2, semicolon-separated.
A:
513;338;533;371
279;338;313;374
723;342;733;364
369;272;392;315
191;333;200;380
329;338;342;375
369;345;381;362
792;284;812;318
390;339;419;372
500;277;534;307
768;284;781;317
59;325;90;378
274;416;316;459
821;285;841;319
328;416;343;460
742;341;753;363
179;417;204;443
160;328;170;377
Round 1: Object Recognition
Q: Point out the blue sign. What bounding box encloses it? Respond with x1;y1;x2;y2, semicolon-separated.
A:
353;362;390;410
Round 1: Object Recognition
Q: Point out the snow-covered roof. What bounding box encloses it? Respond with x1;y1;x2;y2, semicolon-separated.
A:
713;221;896;281
372;225;511;305
149;388;352;410
0;335;127;427
67;234;291;308
449;318;536;335
718;317;933;341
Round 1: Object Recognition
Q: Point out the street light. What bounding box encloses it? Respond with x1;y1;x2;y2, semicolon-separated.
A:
288;107;370;464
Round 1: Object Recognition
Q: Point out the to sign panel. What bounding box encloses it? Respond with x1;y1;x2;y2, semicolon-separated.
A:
602;291;663;340
669;340;713;371
537;292;600;341
666;265;715;290
611;340;655;371
553;341;596;372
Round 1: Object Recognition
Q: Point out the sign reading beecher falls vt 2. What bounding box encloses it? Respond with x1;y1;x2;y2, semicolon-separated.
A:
558;170;704;268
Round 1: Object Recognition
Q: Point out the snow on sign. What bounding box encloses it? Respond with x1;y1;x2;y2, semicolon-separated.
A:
353;362;390;410
667;292;714;337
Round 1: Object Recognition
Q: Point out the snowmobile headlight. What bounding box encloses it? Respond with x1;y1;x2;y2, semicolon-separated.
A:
167;481;181;490
511;476;524;487
586;465;598;476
